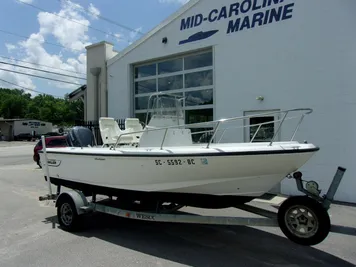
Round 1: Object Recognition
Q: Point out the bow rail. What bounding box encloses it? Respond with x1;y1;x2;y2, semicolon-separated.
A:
112;107;313;150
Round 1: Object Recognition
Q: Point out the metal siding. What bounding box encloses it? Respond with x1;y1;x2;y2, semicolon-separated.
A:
105;0;356;203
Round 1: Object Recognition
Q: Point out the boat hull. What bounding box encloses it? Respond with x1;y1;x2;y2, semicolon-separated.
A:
39;142;319;207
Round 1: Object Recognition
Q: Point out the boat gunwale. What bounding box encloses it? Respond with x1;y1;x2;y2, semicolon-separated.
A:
38;146;320;157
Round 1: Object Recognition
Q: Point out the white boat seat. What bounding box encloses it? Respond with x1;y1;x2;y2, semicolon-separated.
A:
125;118;144;141
125;118;142;132
99;117;134;145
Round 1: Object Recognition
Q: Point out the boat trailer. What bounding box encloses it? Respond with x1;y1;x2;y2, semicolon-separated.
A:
38;136;347;247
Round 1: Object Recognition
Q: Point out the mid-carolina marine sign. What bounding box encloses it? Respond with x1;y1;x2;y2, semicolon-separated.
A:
179;0;295;45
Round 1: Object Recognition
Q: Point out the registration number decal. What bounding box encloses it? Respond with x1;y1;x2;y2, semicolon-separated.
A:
154;158;208;166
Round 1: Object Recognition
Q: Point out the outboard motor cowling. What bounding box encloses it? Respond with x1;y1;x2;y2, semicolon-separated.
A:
66;126;94;147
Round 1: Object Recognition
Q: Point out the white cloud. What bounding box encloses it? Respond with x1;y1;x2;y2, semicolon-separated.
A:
158;0;190;4
114;33;122;43
88;3;100;20
0;0;90;93
2;0;135;95
37;1;92;52
5;44;17;53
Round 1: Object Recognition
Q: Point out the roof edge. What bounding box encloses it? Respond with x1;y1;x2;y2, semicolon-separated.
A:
107;0;201;67
86;41;115;50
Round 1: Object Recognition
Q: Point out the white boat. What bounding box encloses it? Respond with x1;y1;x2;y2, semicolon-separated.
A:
39;93;319;209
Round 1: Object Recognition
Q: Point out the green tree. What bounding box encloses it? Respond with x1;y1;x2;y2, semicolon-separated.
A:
0;88;84;125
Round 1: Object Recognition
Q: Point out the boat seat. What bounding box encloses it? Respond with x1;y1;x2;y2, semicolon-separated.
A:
125;118;144;141
99;117;134;145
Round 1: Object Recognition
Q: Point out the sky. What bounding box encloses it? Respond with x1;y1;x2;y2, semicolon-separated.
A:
0;0;190;98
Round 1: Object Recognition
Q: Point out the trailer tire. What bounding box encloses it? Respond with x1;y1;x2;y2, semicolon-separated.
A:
57;195;82;232
277;196;330;246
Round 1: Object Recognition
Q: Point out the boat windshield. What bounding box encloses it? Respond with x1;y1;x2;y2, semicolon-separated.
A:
145;93;184;126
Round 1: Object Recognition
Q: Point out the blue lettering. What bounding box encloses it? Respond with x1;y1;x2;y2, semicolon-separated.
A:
218;7;227;21
268;6;283;23
227;18;241;34
180;1;294;36
263;9;270;24
251;12;264;28
268;0;284;5
229;3;239;17
194;14;203;26
281;3;294;20
252;0;262;11
240;16;251;30
180;17;191;30
190;16;195;28
208;9;218;22
240;0;252;13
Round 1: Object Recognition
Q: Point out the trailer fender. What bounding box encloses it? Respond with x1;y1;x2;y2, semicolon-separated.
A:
55;190;89;215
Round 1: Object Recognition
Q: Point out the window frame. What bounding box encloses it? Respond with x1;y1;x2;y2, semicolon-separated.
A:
243;110;281;143
132;48;214;124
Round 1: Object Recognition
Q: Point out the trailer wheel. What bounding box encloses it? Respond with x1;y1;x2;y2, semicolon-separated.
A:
277;196;330;246
57;195;81;232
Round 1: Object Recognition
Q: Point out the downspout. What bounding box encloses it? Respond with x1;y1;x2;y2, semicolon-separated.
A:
90;67;102;122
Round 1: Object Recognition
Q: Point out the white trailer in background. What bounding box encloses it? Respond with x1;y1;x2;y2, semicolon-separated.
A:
13;120;53;139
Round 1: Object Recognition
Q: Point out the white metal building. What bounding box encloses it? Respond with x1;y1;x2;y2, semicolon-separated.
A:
80;0;356;203
0;118;53;141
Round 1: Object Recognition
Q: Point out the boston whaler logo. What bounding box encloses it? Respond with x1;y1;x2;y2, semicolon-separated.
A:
179;30;219;45
47;159;61;167
179;0;295;45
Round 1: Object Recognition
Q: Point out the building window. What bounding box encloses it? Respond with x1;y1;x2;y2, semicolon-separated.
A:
185;108;214;143
133;49;214;141
134;64;156;79
184;51;213;70
185;89;213;106
249;116;275;142
135;79;156;94
243;110;280;143
185;70;213;88
158;58;183;74
158;75;183;91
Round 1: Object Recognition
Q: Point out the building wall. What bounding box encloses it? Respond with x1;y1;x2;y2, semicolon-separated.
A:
106;0;356;202
86;41;118;121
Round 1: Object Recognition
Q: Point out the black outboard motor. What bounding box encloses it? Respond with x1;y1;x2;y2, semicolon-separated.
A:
66;126;94;147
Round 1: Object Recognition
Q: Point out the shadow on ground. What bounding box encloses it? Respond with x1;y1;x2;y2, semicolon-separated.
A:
43;213;355;267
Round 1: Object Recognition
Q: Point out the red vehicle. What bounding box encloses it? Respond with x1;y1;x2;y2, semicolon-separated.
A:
33;135;68;168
